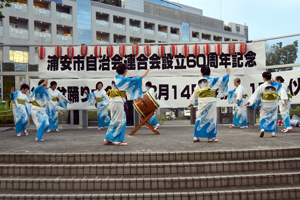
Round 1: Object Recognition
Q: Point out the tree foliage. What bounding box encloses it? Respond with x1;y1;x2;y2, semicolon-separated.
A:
0;0;18;20
266;40;298;72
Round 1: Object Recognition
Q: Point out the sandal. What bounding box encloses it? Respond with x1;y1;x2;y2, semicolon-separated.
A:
103;139;113;145
115;142;128;146
208;138;218;142
229;125;237;128
259;130;264;138
240;126;248;129
193;139;201;143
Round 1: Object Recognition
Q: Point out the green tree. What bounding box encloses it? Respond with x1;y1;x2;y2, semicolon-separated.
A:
266;40;298;72
0;0;18;20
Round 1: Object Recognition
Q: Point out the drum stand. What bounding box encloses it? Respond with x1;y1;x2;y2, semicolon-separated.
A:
130;112;160;135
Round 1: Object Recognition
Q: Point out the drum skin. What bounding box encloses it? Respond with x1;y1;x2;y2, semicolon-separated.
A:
133;91;160;117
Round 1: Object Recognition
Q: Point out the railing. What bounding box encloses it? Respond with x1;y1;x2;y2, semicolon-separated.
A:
0;110;14;125
96;40;109;44
192;38;200;42
15;63;28;72
9;3;28;13
10;28;29;40
113;23;125;31
170;34;179;40
0;26;3;37
33;7;51;17
96;20;109;28
34;31;52;43
57;35;73;44
56;12;72;21
144;29;155;36
129;26;141;34
202;39;211;43
158;31;167;38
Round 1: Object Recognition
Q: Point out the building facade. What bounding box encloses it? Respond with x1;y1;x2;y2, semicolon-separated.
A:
0;0;248;100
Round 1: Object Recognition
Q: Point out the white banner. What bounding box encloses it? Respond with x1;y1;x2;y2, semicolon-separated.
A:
39;42;266;78
31;69;300;109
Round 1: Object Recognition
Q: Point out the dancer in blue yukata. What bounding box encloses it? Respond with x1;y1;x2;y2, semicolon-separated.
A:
275;76;293;133
245;72;287;137
104;63;150;146
10;84;31;137
228;78;248;129
85;81;110;130
144;81;160;130
188;66;230;143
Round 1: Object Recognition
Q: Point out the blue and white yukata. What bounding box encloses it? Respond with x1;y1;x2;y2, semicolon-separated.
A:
278;83;292;130
10;91;31;134
144;88;159;126
190;74;229;139
46;88;69;131
105;75;143;142
248;81;286;133
30;85;58;142
87;89;110;128
228;84;248;127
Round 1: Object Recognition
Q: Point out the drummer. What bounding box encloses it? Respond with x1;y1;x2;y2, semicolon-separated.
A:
144;81;160;130
104;64;150;146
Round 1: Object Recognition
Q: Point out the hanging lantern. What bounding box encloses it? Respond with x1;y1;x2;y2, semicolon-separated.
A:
132;44;139;56
107;45;114;58
228;43;236;55
158;45;165;57
38;46;45;59
240;42;247;55
119;44;126;57
194;44;201;56
67;46;74;59
94;45;101;58
215;43;222;56
170;44;178;57
203;43;210;56
144;44;151;57
182;44;189;57
55;45;62;58
81;44;88;57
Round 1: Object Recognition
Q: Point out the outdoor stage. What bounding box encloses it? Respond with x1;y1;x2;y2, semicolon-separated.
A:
0;122;299;153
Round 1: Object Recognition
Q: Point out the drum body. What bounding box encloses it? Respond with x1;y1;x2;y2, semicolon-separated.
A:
133;91;160;117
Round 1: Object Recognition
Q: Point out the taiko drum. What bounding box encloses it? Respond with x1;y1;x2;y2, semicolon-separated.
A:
133;91;160;117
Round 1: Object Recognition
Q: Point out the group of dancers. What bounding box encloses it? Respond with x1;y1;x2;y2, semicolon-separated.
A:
10;63;293;145
189;67;293;143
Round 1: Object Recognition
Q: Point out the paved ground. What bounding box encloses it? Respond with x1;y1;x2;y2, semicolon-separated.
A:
0;119;299;153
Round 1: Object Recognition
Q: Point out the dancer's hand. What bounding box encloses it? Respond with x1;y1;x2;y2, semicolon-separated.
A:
188;104;193;108
284;99;288;105
245;102;250;106
142;69;150;78
42;79;48;86
235;99;238;104
69;101;73;104
84;91;88;95
58;110;63;114
226;67;230;74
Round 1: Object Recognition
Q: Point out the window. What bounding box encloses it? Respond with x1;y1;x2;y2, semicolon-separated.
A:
9;50;28;63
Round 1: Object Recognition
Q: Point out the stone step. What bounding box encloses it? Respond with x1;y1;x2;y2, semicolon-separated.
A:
0;158;299;176
1;186;300;200
0;172;299;191
0;147;299;163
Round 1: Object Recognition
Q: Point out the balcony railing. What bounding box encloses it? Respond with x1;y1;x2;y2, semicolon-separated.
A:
113;23;125;31
96;20;109;28
10;28;29;40
202;39;211;43
129;26;140;34
10;3;28;13
192;38;200;42
170;34;179;40
15;63;28;72
56;12;72;21
0;26;3;37
34;7;51;17
144;29;154;36
57;35;72;44
158;31;167;38
96;40;109;44
34;31;51;43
